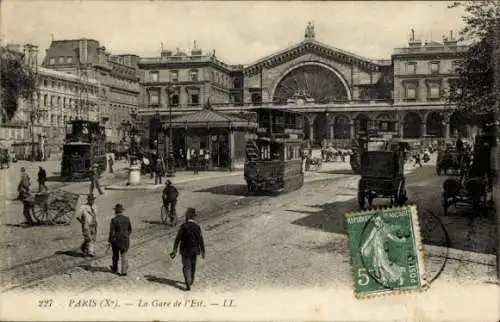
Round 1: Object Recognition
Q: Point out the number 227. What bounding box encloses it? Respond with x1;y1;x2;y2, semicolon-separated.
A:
357;268;370;286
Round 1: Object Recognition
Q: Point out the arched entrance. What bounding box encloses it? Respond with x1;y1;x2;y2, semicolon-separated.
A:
272;63;350;104
403;112;421;138
426;112;444;137
314;113;328;145
334;115;350;139
355;113;370;135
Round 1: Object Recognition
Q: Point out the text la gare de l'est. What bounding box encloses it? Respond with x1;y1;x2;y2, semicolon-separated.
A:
67;298;230;309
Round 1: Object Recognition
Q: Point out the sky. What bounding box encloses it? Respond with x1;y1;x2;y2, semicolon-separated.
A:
1;1;467;65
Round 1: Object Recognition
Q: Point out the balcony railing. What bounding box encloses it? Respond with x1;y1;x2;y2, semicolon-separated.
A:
393;45;469;55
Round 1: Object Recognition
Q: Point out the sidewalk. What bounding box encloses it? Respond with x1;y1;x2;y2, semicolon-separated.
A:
0;160;129;202
106;170;243;190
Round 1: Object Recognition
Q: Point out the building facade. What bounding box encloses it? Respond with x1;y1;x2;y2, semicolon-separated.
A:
1;44;100;155
42;39;141;142
137;23;469;146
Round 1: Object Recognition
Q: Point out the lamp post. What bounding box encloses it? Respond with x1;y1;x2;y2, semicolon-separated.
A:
166;84;176;177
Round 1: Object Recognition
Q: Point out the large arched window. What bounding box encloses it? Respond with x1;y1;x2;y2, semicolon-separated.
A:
273;64;349;104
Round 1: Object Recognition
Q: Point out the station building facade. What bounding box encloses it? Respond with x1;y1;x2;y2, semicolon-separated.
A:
136;23;470;146
42;39;141;142
1;44;101;157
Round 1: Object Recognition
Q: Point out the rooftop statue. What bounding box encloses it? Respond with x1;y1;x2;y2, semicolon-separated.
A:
305;21;315;40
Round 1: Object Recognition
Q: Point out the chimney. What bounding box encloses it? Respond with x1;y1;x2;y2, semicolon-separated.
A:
78;39;88;64
443;29;458;46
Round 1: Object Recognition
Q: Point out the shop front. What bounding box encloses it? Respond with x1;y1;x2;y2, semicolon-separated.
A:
168;107;257;171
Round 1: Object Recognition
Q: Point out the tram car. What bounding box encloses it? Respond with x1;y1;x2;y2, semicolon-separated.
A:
61;120;107;181
244;108;305;194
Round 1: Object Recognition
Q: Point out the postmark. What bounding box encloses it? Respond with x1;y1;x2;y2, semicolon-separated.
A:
345;205;427;298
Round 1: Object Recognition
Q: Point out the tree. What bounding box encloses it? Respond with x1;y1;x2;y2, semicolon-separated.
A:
0;46;37;123
446;1;500;118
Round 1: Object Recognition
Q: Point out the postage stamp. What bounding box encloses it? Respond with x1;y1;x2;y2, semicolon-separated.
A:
345;205;427;298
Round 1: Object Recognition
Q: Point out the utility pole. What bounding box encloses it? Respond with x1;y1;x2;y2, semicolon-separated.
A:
24;44;39;161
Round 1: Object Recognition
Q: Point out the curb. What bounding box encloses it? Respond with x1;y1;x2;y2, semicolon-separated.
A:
425;245;497;267
105;171;243;191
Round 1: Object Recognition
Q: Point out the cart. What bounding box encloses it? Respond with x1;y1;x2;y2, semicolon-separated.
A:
357;150;408;210
32;189;82;225
441;177;489;216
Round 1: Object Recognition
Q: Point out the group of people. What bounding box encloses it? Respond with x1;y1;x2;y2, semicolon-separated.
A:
76;179;204;291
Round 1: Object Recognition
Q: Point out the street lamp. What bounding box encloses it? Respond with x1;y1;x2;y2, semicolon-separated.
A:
166;84;176;177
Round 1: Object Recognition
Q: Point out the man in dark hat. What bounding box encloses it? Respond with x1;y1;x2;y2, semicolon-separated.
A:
170;208;205;291
108;203;132;276
77;194;98;257
162;180;179;219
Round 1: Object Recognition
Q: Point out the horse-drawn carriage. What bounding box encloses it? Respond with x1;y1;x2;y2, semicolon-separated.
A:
357;142;408;209
442;135;495;216
28;189;81;225
436;146;461;175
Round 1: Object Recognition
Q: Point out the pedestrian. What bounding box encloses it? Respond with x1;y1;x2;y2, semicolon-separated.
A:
108;156;114;174
162;180;179;219
77;194;98;257
170;207;205;291
37;166;47;192
414;153;422;167
18;167;30;199
108;203;132;276
90;163;104;195
18;172;36;225
192;150;199;175
155;156;165;185
186;148;191;169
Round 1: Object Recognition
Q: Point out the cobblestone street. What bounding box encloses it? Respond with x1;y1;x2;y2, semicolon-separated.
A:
1;160;498;321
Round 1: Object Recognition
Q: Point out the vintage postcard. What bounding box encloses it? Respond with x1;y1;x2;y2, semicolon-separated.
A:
0;1;499;321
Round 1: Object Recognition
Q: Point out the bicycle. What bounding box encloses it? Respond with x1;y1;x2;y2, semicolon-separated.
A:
160;203;178;226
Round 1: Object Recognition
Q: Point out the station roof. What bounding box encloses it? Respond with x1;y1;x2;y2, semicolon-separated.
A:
170;107;258;129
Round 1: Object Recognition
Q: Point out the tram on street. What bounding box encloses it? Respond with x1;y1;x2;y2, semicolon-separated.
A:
60;120;107;181
244;107;305;194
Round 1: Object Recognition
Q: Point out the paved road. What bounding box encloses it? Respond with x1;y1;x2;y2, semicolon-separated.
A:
1;159;498;321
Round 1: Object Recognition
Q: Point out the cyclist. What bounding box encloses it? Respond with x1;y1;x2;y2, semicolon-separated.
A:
162;180;179;219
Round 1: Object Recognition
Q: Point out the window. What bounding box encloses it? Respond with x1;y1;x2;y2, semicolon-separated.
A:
43;95;48;106
63;98;67;108
451;60;461;73
43;80;48;87
149;90;160;105
50;96;54;105
150;71;159;82
171;94;179;106
58;57;64;64
233;78;241;89
428;84;440;99
57;96;61;106
170;70;178;82
191;94;199;105
190;69;198;81
67;57;73;63
49;58;55;65
405;86;417;100
406;63;416;74
430;62;440;74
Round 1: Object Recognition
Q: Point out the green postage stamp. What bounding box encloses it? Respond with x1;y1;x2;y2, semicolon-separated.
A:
345;205;427;298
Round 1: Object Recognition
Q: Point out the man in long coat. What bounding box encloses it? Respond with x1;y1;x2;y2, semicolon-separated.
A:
108;203;132;276
170;208;205;291
77;194;98;257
